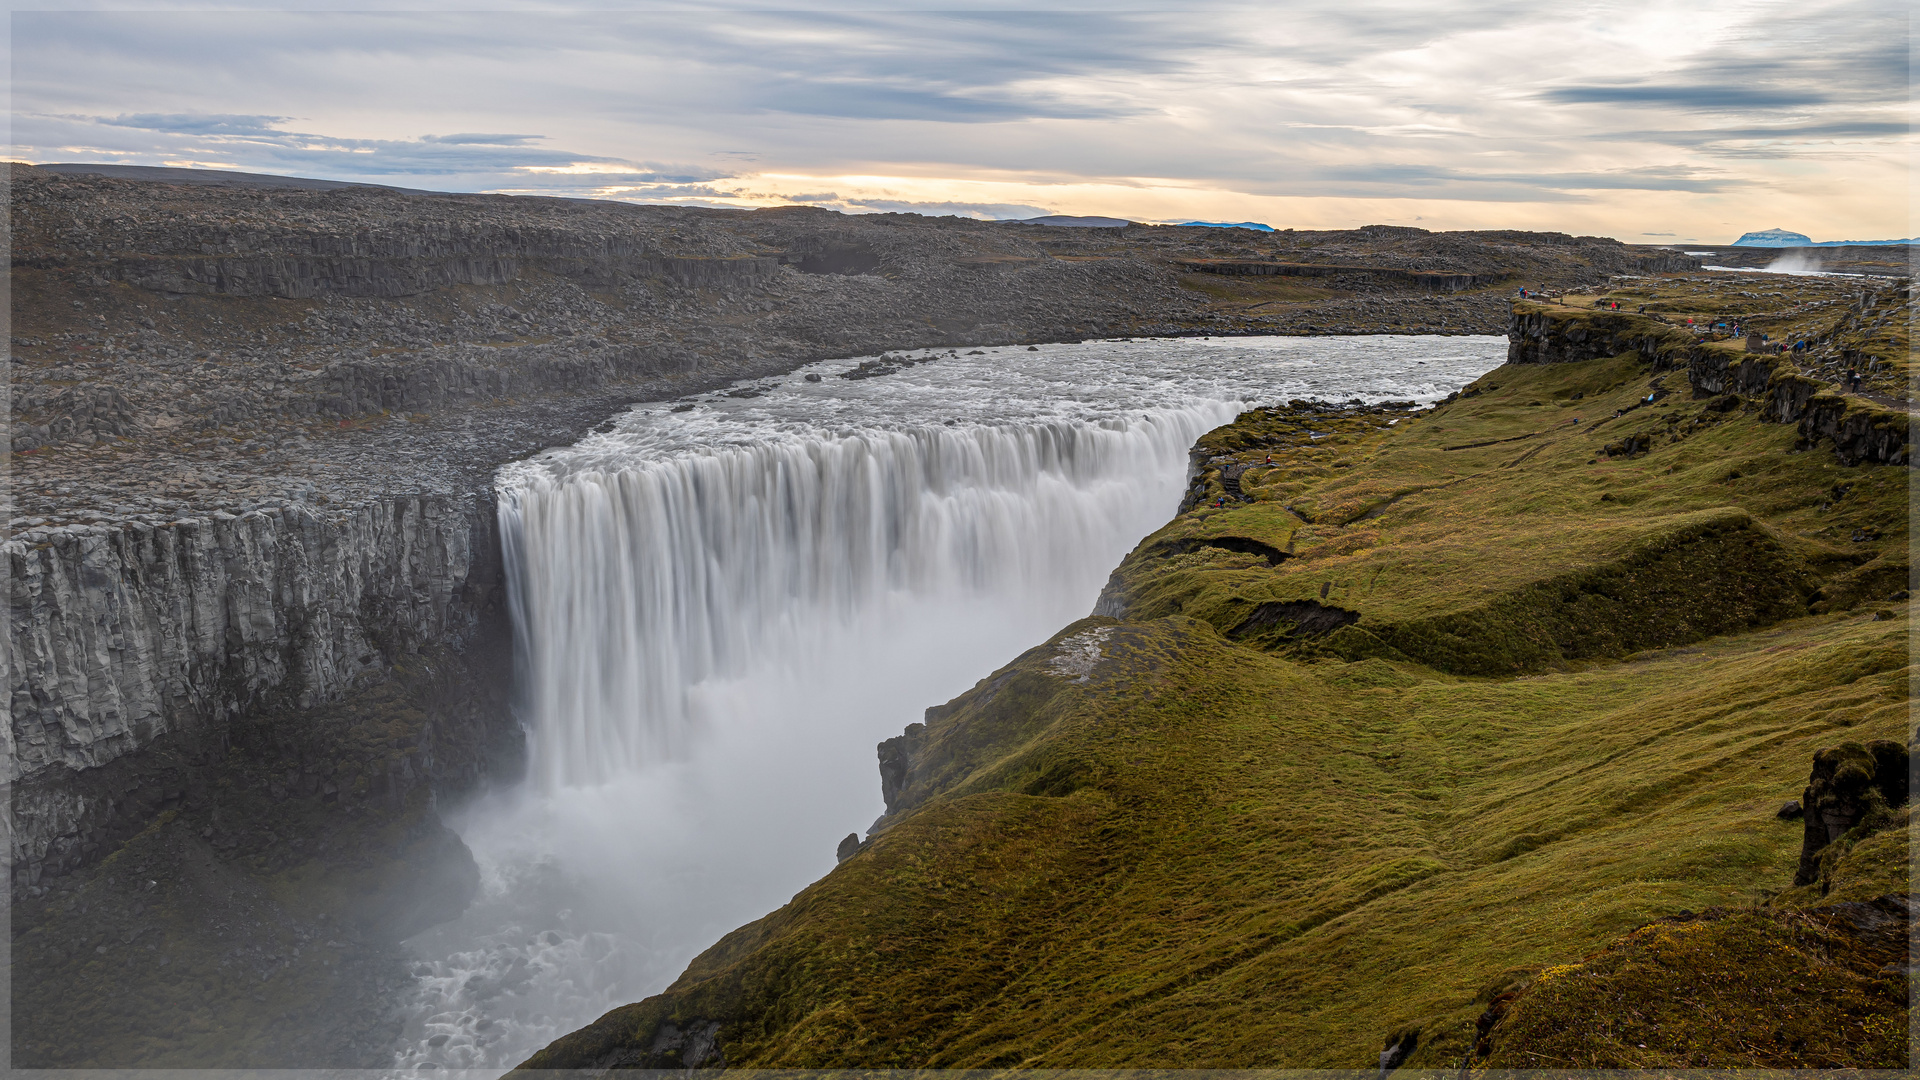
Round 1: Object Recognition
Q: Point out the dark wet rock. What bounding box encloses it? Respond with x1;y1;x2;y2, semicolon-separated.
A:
1160;535;1289;566
1229;600;1361;639
839;356;918;380
9;748;482;1066
1603;434;1651;458
877;723;926;814
1778;799;1804;820
650;1019;725;1068
1219;464;1249;501
1793;740;1909;888
1378;1026;1418;1076
836;832;861;863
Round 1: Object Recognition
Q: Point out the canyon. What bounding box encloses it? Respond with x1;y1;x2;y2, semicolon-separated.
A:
7;161;1682;897
520;286;1912;1072
9;160;1907;1069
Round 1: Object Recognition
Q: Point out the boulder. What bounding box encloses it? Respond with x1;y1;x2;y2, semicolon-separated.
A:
1792;739;1909;887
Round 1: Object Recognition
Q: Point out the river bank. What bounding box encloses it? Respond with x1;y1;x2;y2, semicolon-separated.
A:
519;290;1911;1071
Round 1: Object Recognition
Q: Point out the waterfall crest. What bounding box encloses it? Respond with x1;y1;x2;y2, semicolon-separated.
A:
500;406;1235;788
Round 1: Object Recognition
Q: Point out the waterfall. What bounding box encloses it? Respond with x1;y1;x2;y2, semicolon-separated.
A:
400;335;1506;1074
499;406;1236;789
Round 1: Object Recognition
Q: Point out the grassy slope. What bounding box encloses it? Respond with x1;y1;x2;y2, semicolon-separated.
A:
1131;351;1903;669
1473;815;1911;1070
517;327;1910;1072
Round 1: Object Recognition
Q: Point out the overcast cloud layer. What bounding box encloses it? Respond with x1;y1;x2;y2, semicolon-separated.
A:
11;1;1914;241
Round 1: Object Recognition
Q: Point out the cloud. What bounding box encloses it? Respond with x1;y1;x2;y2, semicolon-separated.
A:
19;109;727;187
423;133;547;146
1625;120;1911;143
8;3;1911;239
520;166;731;183
664;11;1198;123
1539;85;1828;111
612;184;748;199
99;112;292;136
829;198;1055;219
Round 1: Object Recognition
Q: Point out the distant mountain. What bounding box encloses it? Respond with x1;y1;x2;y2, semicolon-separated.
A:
1176;220;1275;232
1731;228;1813;247
1731;226;1917;247
1008;215;1134;228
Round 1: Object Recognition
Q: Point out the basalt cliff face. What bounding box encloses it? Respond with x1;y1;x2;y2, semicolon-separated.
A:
1506;278;1912;466
8;495;489;883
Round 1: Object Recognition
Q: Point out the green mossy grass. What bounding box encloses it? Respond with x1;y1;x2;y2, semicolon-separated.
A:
1474;805;1913;1072
519;344;1911;1072
1478;903;1907;1069
1120;351;1903;675
526;607;1907;1070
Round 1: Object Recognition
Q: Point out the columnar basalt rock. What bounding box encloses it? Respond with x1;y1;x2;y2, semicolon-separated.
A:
1504;306;1691;367
1791;740;1910;889
1507;302;1911;466
6;495;491;882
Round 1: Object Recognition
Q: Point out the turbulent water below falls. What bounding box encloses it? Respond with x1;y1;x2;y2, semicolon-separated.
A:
391;335;1503;1074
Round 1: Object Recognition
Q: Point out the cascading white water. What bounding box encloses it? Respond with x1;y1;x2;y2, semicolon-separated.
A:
502;411;1229;788
394;335;1504;1075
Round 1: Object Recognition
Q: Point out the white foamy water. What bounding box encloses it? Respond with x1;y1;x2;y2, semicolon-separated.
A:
1702;250;1877;278
391;335;1503;1075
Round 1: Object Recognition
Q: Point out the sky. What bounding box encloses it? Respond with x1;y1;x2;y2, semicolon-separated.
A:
10;1;1915;243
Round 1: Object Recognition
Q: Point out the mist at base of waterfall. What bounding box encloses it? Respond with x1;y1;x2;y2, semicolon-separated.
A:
389;335;1504;1075
392;588;1106;1073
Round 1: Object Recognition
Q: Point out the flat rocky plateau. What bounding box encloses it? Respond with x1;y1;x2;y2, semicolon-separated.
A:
9;161;1694;532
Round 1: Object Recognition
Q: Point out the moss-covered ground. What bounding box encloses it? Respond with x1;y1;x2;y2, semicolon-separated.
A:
1474;809;1911;1070
1130;351;1904;676
517;324;1910;1072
